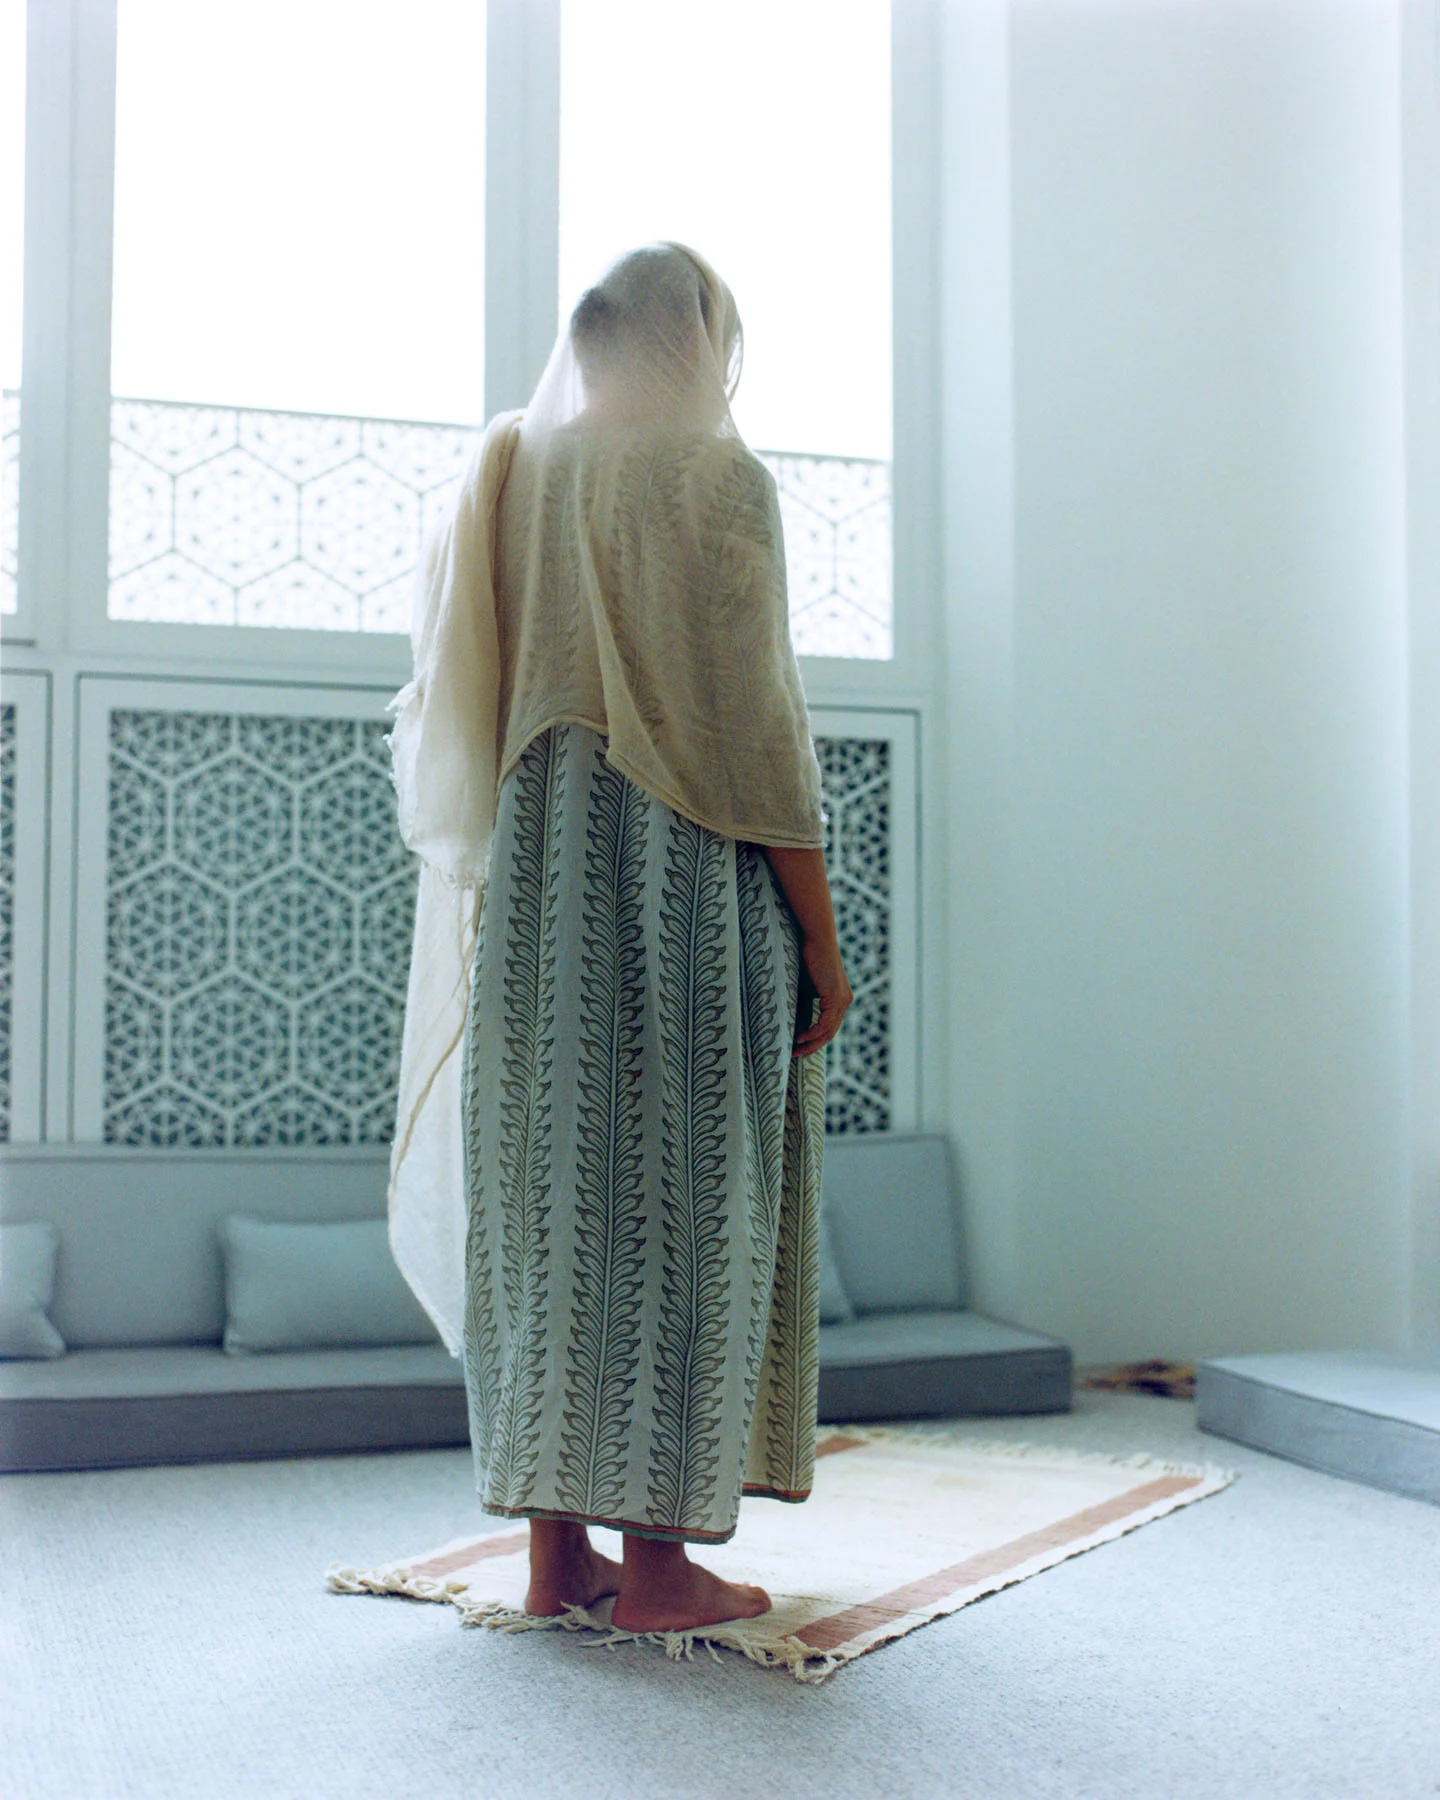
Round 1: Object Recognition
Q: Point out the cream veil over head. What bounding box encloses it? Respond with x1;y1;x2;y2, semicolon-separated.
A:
383;241;824;1355
525;239;744;441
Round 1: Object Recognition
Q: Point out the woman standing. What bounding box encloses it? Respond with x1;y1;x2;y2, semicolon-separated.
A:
385;242;851;1635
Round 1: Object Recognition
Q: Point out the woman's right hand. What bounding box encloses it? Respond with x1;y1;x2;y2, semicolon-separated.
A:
756;843;850;1056
794;933;852;1057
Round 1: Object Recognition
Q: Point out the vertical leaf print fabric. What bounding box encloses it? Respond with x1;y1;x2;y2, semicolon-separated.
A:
557;754;649;1521
460;721;825;1544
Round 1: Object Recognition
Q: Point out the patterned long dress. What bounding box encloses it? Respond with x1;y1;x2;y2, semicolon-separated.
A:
458;718;826;1544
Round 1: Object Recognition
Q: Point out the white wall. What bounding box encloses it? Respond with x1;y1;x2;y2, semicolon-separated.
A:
941;0;1414;1363
1402;0;1440;1355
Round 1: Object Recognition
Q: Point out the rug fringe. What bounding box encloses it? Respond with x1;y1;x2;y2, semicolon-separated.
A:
324;1561;471;1602
452;1595;849;1683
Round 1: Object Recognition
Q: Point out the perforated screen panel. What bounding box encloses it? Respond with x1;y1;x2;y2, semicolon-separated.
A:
100;709;894;1144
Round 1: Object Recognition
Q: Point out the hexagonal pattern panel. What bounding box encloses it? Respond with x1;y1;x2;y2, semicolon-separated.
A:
775;454;892;662
295;976;401;1105
300;461;417;589
170;977;288;1106
234;868;353;999
816;736;893;1135
108;400;475;635
108;867;228;997
300;760;413;887
106;980;165;1098
358;872;420;989
108;757;167;882
236;713;356;783
102;705;419;1146
104;397;891;656
173;760;291;887
175;450;296;586
101;705;892;1144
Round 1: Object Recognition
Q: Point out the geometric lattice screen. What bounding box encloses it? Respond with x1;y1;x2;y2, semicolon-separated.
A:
108;402;473;635
101;709;894;1145
0;702;14;1141
815;736;891;1134
104;710;413;1145
107;398;892;658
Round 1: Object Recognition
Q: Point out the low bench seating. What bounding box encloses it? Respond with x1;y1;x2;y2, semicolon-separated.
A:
0;1132;1071;1472
1196;1351;1440;1507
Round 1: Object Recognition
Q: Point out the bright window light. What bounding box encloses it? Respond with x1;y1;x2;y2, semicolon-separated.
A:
559;0;891;463
107;1;487;631
111;0;486;425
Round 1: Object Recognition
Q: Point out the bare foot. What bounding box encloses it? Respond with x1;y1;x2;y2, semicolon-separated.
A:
525;1537;624;1618
611;1557;771;1634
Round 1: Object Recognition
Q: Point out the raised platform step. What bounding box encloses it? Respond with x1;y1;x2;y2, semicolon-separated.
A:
1196;1351;1440;1507
0;1311;1071;1473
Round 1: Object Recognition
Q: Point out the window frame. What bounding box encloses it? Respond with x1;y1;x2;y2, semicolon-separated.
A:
5;0;940;700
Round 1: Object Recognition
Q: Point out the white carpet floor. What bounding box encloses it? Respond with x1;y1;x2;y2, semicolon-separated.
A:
5;1389;1438;1800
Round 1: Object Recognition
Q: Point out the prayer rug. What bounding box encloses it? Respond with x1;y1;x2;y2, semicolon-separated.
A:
1082;1359;1197;1400
325;1425;1236;1683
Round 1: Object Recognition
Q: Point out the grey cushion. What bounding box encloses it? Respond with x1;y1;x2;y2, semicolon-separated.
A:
823;1133;965;1313
0;1222;67;1359
1197;1351;1440;1507
0;1344;465;1472
817;1214;855;1324
0;1144;394;1348
219;1215;439;1353
817;1309;1072;1422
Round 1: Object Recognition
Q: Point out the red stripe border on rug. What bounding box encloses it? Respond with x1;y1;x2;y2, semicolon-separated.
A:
409;1531;531;1578
796;1472;1205;1652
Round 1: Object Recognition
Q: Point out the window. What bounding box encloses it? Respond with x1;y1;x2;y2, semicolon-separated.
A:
107;0;486;631
560;0;893;658
9;0;910;668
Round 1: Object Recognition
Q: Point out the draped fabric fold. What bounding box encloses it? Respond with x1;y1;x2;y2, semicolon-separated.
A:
383;242;826;1355
383;411;521;1354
